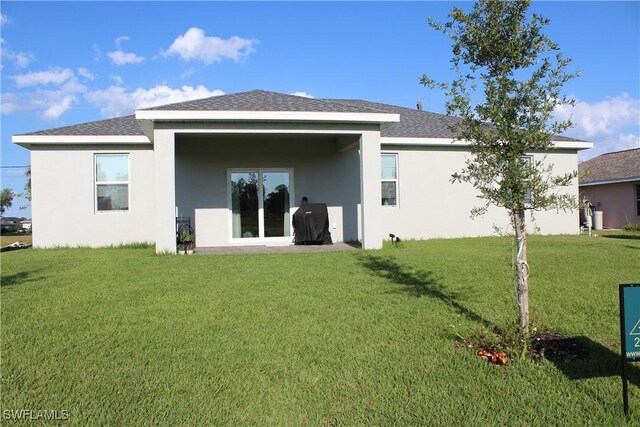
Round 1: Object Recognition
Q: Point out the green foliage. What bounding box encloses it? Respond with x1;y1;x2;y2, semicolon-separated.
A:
422;0;580;215
624;222;640;232
422;0;581;337
1;234;638;424
0;188;15;214
24;165;31;202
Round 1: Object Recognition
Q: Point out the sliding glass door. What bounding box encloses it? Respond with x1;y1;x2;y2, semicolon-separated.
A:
230;172;259;238
230;170;292;240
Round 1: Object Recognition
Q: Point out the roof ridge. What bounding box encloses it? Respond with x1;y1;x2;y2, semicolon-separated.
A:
325;98;451;115
599;147;640;156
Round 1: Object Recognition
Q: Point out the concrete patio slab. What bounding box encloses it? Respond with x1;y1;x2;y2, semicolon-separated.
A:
195;242;360;255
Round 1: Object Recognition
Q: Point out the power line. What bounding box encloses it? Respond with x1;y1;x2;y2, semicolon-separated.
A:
0;166;29;168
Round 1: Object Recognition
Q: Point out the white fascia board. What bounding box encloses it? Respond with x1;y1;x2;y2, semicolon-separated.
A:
135;109;400;124
579;176;640;187
381;137;593;150
382;137;464;147
552;141;593;150
12;135;151;147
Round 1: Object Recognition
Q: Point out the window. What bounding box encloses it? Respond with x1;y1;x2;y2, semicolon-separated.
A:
95;154;129;212
636;185;640;216
381;153;398;206
229;169;291;239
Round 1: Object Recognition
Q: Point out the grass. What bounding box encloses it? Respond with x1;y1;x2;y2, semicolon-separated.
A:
1;232;639;425
0;233;32;247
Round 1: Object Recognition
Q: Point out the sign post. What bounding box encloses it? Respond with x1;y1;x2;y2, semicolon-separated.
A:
620;283;640;416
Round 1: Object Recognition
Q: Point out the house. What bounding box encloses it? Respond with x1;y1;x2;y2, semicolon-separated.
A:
20;219;32;231
0;217;22;234
579;148;640;229
13;90;592;253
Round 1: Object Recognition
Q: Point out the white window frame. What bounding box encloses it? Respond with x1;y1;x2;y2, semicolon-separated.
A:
227;168;294;244
381;152;399;207
94;153;130;214
636;184;640;217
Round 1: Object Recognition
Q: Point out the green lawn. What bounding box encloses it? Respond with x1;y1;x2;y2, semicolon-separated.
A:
0;233;32;247
1;233;639;425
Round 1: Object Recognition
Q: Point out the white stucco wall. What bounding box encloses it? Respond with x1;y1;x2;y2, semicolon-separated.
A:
175;134;361;246
30;145;155;248
378;145;580;240
26;133;581;249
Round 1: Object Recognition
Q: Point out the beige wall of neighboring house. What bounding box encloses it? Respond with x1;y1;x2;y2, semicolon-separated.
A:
580;181;640;229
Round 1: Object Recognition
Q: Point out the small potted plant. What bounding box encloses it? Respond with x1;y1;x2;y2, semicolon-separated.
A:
178;227;194;254
180;228;194;254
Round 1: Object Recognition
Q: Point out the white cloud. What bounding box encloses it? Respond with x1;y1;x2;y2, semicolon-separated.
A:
1;14;8;26
579;132;640;161
77;67;94;81
2;68;87;120
0;92;29;114
13;52;32;68
43;95;76;121
107;50;145;65
85;84;224;117
115;36;129;49
180;68;197;79
12;68;74;88
557;94;640;161
291;91;314;98
555;93;640;138
164;28;257;64
1;87;85;120
106;35;145;65
0;37;34;68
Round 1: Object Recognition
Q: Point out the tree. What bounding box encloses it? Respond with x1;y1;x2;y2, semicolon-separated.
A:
1;188;15;215
422;0;578;339
24;165;31;201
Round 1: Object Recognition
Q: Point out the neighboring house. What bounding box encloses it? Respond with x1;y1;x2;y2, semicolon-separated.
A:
0;217;21;234
13;90;592;253
578;148;640;229
21;220;32;231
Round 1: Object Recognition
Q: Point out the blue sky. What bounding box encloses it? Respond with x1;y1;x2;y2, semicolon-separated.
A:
1;1;639;218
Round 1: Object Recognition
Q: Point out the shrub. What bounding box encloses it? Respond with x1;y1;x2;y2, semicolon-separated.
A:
624;223;640;231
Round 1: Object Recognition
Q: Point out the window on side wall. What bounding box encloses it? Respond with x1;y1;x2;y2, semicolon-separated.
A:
95;154;129;212
636;185;640;216
381;153;398;206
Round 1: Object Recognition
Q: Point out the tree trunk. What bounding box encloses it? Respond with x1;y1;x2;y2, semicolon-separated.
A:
513;208;530;336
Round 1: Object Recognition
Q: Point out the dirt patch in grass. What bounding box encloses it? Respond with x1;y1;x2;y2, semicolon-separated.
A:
459;329;589;366
530;330;590;364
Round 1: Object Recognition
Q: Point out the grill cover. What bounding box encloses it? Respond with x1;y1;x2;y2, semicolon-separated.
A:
292;203;333;245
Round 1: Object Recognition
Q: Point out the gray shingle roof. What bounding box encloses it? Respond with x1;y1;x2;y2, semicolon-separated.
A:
143;89;382;113
16;89;588;142
23;115;144;136
326;99;586;141
578;148;640;184
325;99;462;138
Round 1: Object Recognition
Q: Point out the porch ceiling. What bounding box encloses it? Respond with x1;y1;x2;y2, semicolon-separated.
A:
175;133;361;151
